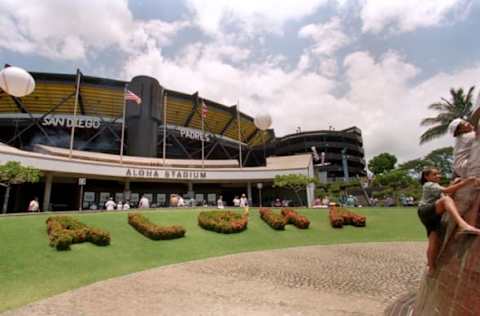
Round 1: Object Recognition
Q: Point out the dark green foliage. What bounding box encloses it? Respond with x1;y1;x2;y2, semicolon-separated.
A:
368;153;397;175
0;161;41;213
281;208;310;229
420;86;476;144
259;208;287;230
273;174;318;205
128;213;186;240
373;169;422;203
198;211;248;234
424;147;453;180
46;216;110;251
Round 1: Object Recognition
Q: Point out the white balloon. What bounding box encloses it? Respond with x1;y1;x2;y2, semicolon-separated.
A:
254;113;272;131
0;66;35;97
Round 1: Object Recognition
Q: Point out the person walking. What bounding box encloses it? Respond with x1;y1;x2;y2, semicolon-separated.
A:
139;194;150;209
217;195;224;209
240;194;248;208
233;196;240;207
28;197;40;212
105;197;116;211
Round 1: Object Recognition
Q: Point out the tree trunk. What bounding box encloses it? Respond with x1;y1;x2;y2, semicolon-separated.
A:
293;190;303;206
2;185;10;214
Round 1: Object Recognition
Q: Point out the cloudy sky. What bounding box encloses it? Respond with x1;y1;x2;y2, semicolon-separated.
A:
1;0;480;163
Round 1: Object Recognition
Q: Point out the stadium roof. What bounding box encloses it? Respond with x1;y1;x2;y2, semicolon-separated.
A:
0;71;274;146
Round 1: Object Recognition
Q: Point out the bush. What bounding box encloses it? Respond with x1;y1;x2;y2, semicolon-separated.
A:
281;208;310;229
259;208;287;230
198;211;248;234
46;216;111;251
128;213;186;240
328;206;366;228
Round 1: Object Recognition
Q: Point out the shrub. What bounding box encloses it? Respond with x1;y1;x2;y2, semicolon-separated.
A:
328;206;366;228
128;213;186;240
281;208;310;229
198;211;248;234
259;208;286;230
329;206;344;228
46;216;111;251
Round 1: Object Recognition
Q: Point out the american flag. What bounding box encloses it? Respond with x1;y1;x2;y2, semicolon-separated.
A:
125;89;142;104
201;100;208;118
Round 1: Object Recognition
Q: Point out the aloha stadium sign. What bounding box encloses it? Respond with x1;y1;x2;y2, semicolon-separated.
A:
126;168;207;179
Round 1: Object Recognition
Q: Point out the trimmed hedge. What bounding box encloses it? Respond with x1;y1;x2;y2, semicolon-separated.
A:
128;213;186;240
46;216;110;251
329;206;367;228
259;208;287;230
281;208;310;229
198;211;248;234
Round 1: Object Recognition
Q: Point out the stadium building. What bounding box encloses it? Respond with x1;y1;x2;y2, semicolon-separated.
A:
0;70;365;212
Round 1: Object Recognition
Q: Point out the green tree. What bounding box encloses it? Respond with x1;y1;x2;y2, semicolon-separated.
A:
0;161;41;213
372;169;421;204
273;174;318;206
368;153;397;175
420;86;475;144
397;158;432;178
424;146;453;180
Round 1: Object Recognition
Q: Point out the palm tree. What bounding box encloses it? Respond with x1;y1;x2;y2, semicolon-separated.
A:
420;86;475;144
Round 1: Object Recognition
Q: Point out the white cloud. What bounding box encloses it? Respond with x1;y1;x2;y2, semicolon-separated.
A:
2;0;479;164
297;17;351;78
185;0;331;36
123;41;480;163
299;17;350;56
0;0;189;60
360;0;472;34
343;50;480;162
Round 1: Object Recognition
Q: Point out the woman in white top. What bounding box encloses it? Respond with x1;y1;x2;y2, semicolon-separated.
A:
105;198;116;211
233;196;240;207
217;195;224;209
28;197;40;212
123;201;130;210
239;194;248;208
117;201;123;210
177;196;185;207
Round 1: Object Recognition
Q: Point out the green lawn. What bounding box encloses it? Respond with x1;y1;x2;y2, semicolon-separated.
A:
0;207;425;312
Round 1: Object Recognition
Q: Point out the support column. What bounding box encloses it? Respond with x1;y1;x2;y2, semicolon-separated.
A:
123;180;131;201
247;182;252;206
43;173;53;212
306;182;316;208
187;182;194;199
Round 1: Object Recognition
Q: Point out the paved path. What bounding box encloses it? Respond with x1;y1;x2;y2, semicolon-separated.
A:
3;242;426;316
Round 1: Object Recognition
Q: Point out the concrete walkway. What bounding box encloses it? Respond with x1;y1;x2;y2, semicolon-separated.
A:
3;242;426;316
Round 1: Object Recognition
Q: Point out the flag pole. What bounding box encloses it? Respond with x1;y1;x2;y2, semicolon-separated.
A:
69;69;81;159
119;85;127;163
163;91;167;166
201;97;205;169
237;99;243;169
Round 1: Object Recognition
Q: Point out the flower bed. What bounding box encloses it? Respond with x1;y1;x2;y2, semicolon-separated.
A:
46;216;110;251
198;211;248;234
259;208;287;230
128;213;186;240
328;206;366;228
281;208;310;229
